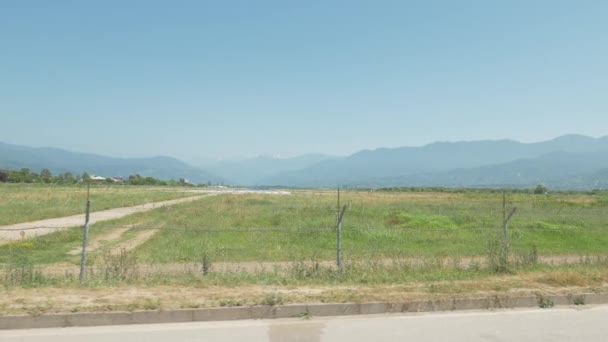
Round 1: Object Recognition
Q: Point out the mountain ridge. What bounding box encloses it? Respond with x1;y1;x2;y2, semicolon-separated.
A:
261;134;608;188
3;134;608;189
0;142;222;184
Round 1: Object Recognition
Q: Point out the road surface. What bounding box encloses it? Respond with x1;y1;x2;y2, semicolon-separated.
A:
1;306;607;341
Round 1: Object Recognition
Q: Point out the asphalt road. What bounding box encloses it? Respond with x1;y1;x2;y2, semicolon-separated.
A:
2;306;607;342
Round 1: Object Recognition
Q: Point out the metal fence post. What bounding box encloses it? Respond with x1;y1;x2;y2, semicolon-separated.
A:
336;205;347;273
79;185;91;284
502;191;517;252
336;186;341;225
503;207;517;250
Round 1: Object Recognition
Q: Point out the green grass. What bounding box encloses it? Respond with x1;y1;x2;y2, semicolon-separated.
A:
0;184;197;225
134;191;608;263
2;190;606;268
4;187;608;313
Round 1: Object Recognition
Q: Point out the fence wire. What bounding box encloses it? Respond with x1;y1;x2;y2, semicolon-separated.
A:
1;189;608;286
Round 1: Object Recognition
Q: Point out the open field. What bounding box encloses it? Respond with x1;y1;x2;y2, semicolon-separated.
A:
2;189;608;266
0;184;198;225
1;187;607;315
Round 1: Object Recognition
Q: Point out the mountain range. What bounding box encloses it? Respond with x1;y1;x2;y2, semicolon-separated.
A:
202;154;334;186
263;134;608;189
2;134;608;190
0;142;221;184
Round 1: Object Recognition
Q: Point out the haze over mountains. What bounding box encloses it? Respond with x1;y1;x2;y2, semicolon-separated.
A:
0;142;222;184
202;154;335;186
2;134;608;190
263;134;608;189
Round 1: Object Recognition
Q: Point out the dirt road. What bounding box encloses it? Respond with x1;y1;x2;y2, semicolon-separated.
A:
0;195;211;241
0;189;291;242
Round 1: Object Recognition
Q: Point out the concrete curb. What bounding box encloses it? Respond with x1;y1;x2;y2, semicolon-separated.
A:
1;293;607;330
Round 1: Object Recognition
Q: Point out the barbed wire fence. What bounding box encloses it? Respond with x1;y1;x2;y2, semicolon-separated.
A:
0;187;607;285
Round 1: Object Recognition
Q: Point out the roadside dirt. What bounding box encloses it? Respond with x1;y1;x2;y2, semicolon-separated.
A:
1;277;606;316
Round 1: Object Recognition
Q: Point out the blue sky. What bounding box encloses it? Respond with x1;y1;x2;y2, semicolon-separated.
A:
1;1;607;161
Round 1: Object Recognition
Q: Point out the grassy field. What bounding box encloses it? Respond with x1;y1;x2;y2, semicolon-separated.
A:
0;184;197;225
123;190;608;263
1;187;608;314
1;189;607;268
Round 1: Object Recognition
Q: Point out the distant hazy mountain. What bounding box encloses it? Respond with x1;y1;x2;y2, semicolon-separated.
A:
206;154;334;186
4;135;608;189
262;135;608;189
0;142;221;184
369;150;608;190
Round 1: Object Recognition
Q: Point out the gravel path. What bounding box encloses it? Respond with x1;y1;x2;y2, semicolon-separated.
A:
0;195;212;242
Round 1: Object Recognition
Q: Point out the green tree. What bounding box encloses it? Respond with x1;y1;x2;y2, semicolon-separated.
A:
18;168;38;183
40;168;53;183
63;172;75;183
82;172;91;183
128;174;144;185
0;170;8;182
534;184;548;195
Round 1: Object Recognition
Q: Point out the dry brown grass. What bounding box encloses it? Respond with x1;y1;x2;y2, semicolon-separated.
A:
532;269;607;287
2;267;607;316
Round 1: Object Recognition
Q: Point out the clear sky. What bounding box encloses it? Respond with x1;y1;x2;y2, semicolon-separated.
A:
1;0;607;161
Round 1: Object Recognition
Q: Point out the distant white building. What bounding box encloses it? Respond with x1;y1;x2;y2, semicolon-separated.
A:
90;175;110;182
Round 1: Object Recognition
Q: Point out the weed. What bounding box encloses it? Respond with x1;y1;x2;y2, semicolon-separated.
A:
261;292;284;306
2;257;48;287
289;258;322;279
573;296;585;305
219;298;243;307
468;261;481;271
200;251;212;276
518;244;539;266
298;311;312;320
486;238;510;274
538;295;555;308
140;298;161;311
27;302;52;316
100;249;139;282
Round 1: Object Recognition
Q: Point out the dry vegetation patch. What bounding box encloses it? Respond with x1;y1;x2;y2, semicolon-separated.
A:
1;270;607;316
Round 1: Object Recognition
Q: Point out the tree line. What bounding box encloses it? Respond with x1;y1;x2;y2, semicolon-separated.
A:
0;168;198;186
